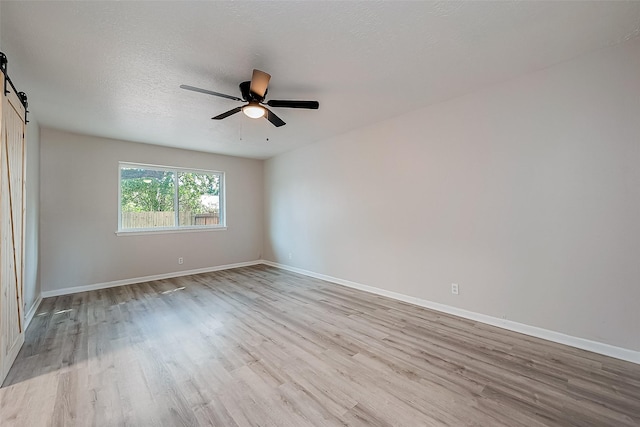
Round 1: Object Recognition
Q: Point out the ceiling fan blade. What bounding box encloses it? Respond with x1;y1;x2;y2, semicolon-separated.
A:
266;100;319;109
212;106;243;120
180;85;242;101
264;107;285;127
250;69;271;98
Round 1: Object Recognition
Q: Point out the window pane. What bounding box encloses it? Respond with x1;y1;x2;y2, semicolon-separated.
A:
178;172;221;227
120;167;175;229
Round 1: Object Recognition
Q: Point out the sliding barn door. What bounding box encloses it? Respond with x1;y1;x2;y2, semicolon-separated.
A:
0;88;26;383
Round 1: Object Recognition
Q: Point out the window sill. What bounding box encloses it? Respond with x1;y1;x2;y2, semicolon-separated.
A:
115;227;227;236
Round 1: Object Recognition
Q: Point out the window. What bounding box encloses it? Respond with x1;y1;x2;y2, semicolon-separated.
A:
118;162;225;232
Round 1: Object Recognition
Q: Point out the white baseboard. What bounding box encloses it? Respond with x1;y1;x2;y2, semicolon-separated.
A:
262;260;640;365
37;258;639;364
24;295;43;329
41;260;263;298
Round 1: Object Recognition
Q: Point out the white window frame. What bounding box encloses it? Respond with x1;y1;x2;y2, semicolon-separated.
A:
117;162;226;235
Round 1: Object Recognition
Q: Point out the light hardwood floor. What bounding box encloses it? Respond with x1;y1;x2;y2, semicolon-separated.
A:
1;265;639;426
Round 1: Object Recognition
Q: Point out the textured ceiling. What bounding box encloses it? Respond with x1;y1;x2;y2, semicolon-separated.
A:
1;1;639;159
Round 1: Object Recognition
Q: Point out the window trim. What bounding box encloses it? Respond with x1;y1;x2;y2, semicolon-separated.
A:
117;161;226;234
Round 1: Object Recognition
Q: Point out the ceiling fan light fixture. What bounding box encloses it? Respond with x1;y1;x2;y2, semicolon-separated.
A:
242;102;265;119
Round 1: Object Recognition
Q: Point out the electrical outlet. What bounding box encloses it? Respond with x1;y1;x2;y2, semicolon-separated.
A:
288;252;292;260
178;257;184;265
451;283;459;295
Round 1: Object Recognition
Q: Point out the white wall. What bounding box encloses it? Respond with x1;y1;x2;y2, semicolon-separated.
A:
264;39;640;352
40;128;263;293
24;117;40;314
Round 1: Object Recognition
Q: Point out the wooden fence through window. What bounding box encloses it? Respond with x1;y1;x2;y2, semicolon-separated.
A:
121;211;219;229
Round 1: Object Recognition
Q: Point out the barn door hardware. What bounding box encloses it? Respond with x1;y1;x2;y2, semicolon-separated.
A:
0;52;7;96
0;52;29;124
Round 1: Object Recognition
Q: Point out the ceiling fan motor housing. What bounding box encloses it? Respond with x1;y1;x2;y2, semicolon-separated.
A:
239;81;266;102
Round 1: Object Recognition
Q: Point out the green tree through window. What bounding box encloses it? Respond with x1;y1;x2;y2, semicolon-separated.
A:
178;172;219;214
121;169;175;213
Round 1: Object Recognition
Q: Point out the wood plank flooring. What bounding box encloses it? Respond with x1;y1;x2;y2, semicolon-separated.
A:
1;265;639;426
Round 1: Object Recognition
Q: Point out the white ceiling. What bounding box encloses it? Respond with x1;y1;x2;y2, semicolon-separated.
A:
1;2;639;159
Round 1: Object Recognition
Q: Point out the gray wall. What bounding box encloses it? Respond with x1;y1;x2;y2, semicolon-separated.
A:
40;129;263;292
264;39;640;351
24;117;40;313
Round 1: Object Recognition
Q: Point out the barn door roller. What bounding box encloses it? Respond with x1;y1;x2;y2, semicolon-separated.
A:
0;52;29;124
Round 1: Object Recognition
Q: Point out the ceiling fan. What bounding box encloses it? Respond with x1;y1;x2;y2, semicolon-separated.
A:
180;69;319;127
